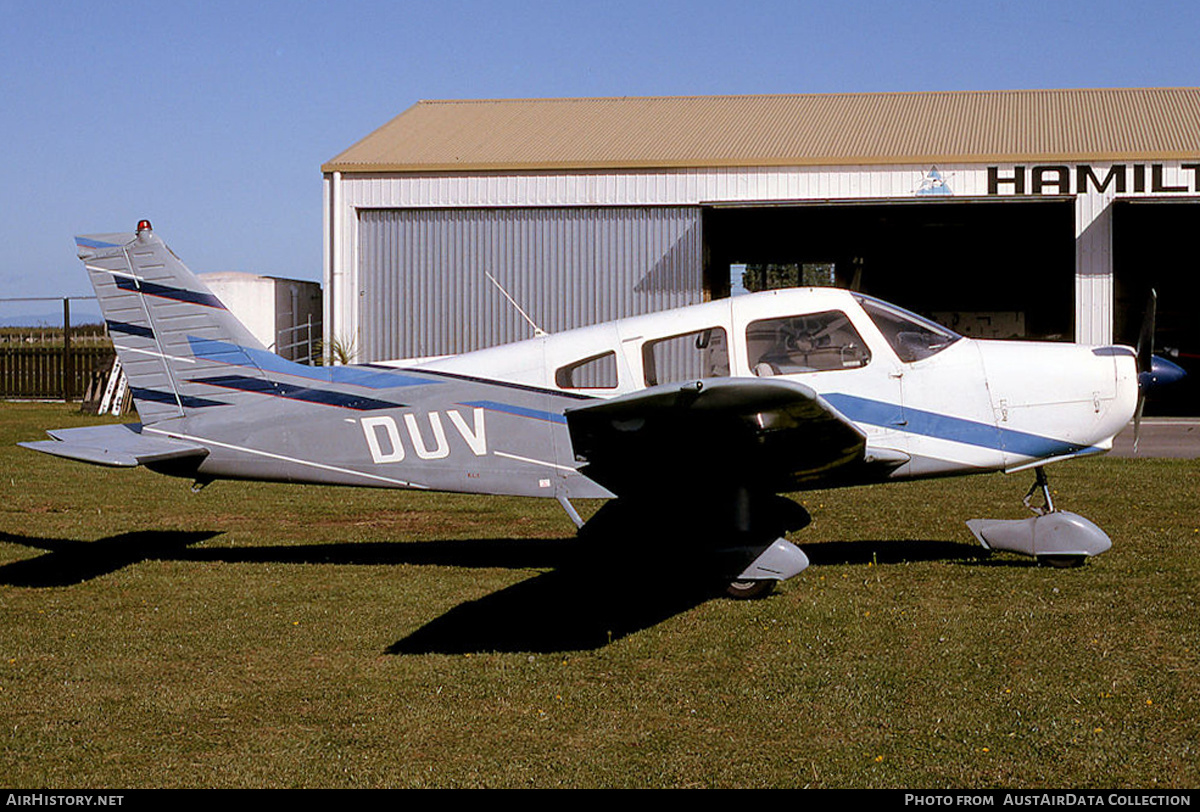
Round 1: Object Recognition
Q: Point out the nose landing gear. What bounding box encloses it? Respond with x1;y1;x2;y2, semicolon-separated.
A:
966;467;1112;566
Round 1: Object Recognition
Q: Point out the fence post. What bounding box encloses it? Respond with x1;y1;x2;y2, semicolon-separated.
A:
62;298;72;401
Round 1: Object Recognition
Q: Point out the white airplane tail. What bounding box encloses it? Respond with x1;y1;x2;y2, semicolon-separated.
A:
76;221;274;424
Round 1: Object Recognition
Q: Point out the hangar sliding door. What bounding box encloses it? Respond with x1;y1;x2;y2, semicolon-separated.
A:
1112;198;1200;416
357;207;704;362
704;199;1076;341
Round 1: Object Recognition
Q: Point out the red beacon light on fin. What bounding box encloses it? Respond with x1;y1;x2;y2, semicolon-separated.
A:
136;220;152;233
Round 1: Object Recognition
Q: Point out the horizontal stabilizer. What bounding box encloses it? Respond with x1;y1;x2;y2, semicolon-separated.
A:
20;424;209;468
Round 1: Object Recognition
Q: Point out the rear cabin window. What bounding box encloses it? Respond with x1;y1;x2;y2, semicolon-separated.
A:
642;327;730;386
555;351;619;389
747;311;870;375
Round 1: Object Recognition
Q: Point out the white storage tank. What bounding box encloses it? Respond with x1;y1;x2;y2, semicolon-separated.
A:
199;272;322;363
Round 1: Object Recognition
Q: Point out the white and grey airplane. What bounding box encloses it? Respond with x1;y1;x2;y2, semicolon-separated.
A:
21;222;1183;598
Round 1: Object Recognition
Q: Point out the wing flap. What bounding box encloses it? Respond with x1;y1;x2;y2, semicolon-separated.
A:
564;378;867;495
20;424;209;468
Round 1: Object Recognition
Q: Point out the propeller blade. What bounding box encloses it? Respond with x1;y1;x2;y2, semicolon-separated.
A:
1132;288;1157;453
1130;288;1187;453
1133;396;1145;454
1136;288;1157;384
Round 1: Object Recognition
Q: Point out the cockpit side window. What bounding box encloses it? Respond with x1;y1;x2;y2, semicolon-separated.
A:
642;327;730;386
747;311;870;376
856;295;961;363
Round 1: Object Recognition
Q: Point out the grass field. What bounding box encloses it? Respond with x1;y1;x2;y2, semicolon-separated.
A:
2;401;1197;788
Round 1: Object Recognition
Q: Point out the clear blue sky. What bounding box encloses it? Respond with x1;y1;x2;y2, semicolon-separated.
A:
3;0;1198;322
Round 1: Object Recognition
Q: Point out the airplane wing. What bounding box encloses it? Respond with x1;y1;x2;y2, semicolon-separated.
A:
19;424;209;469
564;377;871;495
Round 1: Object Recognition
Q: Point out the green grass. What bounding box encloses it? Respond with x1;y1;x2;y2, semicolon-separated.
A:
1;402;1197;788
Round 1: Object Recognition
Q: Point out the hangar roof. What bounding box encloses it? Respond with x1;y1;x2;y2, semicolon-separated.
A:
322;88;1200;174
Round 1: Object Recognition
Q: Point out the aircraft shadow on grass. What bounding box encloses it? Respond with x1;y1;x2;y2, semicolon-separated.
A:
0;530;993;653
0;530;221;587
382;537;996;654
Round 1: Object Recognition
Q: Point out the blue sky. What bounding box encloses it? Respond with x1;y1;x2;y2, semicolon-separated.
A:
3;0;1198;322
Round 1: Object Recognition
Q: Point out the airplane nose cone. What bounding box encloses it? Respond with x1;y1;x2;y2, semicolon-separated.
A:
1139;354;1188;392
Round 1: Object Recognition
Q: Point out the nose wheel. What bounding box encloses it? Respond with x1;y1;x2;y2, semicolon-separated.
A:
1039;554;1086;569
724;578;776;600
1022;471;1087;566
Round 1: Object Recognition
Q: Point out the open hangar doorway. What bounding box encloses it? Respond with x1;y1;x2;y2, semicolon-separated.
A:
1113;198;1200;416
703;199;1076;341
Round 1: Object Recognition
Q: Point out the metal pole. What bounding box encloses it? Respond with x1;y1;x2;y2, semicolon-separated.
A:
62;297;72;401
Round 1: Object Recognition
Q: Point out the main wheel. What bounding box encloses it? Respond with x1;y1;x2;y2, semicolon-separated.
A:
724;578;776;600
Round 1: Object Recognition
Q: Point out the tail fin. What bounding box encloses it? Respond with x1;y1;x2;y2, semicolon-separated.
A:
77;221;272;424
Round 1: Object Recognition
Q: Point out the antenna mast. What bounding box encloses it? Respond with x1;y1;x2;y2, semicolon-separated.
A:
485;271;547;338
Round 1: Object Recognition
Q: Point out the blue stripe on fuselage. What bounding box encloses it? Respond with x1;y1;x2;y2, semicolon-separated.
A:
192;375;405;411
459;400;568;424
823;392;1094;458
186;337;438;390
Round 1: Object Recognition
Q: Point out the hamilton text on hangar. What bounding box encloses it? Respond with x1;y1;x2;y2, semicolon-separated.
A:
988;163;1200;195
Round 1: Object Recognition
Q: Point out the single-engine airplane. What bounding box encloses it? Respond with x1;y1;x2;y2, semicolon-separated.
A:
20;222;1185;598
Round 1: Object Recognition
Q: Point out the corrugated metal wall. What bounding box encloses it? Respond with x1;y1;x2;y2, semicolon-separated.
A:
356;206;704;361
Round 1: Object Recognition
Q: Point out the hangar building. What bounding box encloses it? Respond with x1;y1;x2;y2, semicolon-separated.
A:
321;89;1200;411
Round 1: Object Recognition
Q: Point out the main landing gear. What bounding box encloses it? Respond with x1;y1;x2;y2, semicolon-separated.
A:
721;535;812;600
577;489;812;600
966;467;1112;566
713;491;812;600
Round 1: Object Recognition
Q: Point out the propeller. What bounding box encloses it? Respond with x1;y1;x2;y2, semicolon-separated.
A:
1133;289;1187;452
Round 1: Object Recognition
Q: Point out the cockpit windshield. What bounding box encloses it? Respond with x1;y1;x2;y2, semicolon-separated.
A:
855;295;961;363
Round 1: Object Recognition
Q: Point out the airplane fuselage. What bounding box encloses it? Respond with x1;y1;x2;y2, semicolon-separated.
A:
174;286;1135;498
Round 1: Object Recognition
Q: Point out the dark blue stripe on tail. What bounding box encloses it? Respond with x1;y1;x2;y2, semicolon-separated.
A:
106;320;155;339
130;388;227;408
115;277;226;309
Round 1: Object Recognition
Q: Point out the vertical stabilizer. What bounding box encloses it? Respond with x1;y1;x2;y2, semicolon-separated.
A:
76;221;270;424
